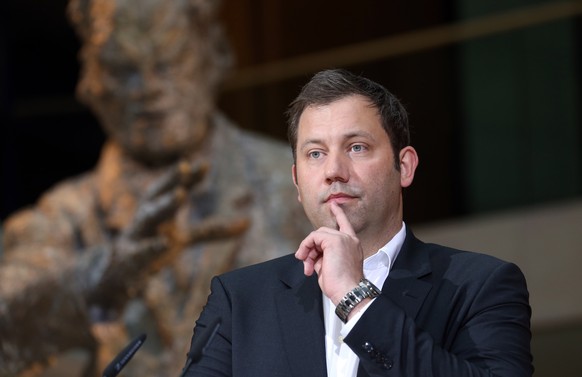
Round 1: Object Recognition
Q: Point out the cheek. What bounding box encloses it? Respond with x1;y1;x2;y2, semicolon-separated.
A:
295;177;315;206
377;170;402;198
358;166;392;195
295;182;306;203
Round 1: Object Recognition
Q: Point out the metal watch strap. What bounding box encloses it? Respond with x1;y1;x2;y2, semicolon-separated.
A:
335;278;381;323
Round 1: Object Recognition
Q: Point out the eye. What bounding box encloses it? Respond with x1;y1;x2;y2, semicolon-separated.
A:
351;144;366;152
308;151;322;159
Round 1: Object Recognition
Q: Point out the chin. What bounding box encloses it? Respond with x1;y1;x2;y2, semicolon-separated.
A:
309;216;338;231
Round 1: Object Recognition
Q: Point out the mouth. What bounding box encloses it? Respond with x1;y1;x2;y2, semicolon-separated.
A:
134;109;168;119
325;193;356;204
131;102;174;117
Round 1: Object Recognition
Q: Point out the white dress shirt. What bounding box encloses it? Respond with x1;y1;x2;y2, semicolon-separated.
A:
323;222;406;377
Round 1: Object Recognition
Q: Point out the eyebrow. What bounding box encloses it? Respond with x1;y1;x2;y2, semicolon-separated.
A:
298;130;376;151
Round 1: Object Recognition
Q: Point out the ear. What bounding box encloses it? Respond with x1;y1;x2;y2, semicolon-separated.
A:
399;146;418;188
292;164;302;203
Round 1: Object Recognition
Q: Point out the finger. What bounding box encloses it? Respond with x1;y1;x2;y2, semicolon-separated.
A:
126;188;185;239
142;164;182;200
295;230;325;260
295;233;324;276
302;258;315;276
116;236;169;267
178;160;209;189
300;248;321;276
313;257;323;276
143;160;209;200
179;216;250;245
330;202;356;236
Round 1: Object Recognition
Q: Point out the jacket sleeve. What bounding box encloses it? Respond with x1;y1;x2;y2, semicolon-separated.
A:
344;261;533;377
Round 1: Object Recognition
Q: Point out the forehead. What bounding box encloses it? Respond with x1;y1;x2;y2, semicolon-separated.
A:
298;95;381;132
296;95;388;148
87;0;202;64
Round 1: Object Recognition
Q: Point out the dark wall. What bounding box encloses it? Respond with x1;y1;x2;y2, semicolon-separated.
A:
2;0;580;225
1;0;105;221
1;0;458;224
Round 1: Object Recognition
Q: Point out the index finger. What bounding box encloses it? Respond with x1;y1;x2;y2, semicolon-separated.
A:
330;202;356;237
126;188;185;239
144;160;208;200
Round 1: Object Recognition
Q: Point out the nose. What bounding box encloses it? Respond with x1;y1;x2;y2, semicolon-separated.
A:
125;65;164;101
324;151;349;184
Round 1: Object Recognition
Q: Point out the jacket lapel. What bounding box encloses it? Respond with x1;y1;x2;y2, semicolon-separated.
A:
356;230;432;377
275;260;327;377
383;228;433;320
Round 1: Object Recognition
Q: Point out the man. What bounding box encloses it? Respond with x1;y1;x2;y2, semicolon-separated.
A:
0;0;309;375
184;69;533;376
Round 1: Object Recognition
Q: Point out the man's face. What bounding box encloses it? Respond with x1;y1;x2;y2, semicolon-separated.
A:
77;1;215;164
292;95;408;240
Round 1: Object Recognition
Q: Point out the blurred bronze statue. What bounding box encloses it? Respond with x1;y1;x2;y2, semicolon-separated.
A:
0;0;310;375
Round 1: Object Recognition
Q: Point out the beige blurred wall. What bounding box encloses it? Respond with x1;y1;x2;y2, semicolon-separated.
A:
414;198;582;327
414;198;582;377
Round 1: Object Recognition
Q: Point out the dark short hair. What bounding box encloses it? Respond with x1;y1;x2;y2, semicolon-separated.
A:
286;69;410;169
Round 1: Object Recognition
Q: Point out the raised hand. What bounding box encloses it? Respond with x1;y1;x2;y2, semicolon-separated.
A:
295;202;364;305
122;160;207;241
84;159;250;311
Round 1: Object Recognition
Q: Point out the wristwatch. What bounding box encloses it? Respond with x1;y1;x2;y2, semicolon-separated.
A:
335;278;381;323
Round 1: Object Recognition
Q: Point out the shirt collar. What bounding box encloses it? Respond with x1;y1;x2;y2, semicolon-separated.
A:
363;222;406;272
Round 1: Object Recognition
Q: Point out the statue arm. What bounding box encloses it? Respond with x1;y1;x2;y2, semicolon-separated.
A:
0;205;97;375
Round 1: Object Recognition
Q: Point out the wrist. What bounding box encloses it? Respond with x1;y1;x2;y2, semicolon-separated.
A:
335;278;381;324
331;279;361;306
346;297;372;322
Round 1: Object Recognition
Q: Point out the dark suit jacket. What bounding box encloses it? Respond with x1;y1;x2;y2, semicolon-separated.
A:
184;229;533;376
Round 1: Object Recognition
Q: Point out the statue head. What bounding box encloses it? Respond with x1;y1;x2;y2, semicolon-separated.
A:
68;0;233;165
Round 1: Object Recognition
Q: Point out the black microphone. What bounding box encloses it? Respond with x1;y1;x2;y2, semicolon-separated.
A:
178;317;221;377
102;333;147;377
